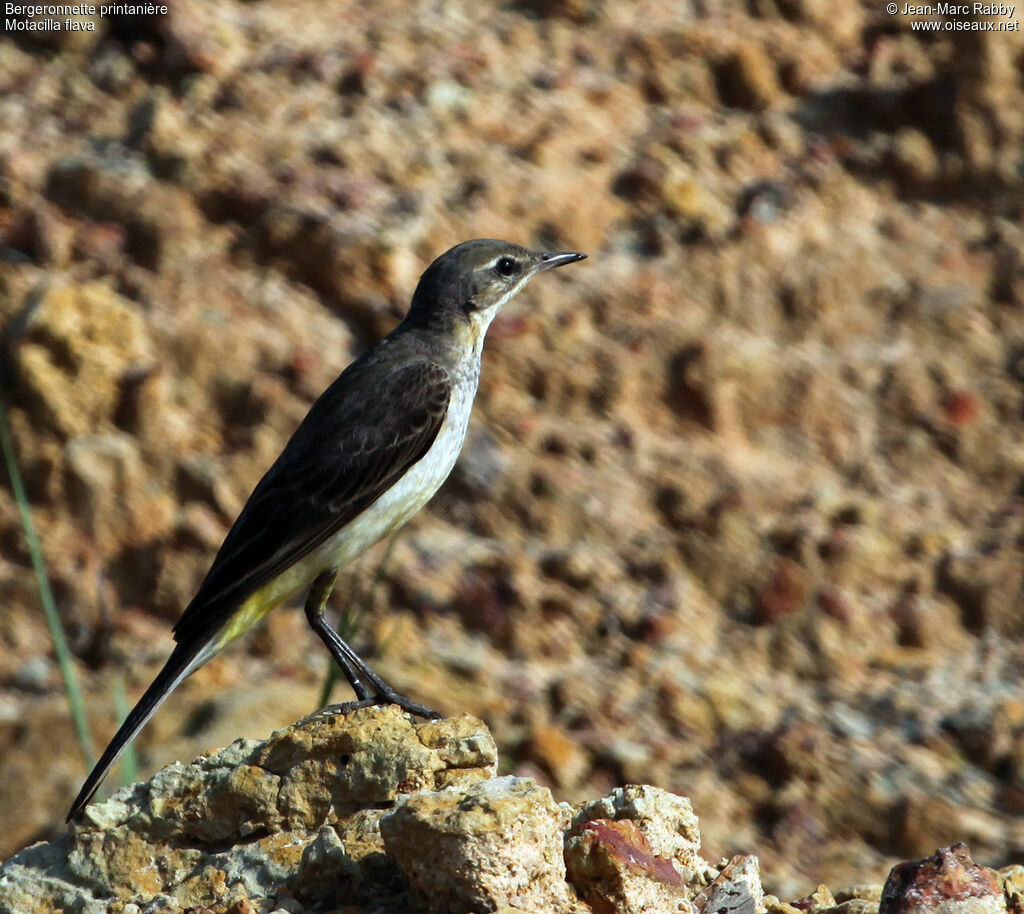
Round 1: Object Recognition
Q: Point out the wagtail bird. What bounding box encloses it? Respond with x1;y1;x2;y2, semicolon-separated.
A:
67;239;585;820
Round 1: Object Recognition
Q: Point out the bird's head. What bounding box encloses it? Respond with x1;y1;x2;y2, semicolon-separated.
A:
407;239;586;338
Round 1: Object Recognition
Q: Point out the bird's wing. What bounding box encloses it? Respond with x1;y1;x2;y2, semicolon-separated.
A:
172;358;451;645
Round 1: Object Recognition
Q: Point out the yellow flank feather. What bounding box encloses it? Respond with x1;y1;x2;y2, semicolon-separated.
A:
213;560;315;649
215;592;279;649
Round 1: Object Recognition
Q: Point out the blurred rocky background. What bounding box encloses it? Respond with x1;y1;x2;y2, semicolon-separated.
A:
1;0;1023;899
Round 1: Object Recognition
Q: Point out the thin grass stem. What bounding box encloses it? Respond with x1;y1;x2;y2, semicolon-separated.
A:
111;669;137;785
0;400;95;766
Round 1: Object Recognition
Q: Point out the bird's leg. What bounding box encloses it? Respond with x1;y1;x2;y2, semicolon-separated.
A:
304;569;372;700
304;570;441;719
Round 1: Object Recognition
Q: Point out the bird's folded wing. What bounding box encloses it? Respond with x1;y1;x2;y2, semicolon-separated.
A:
172;359;451;645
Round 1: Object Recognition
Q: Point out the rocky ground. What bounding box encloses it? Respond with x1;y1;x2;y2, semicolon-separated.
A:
2;706;1021;914
2;0;1024;899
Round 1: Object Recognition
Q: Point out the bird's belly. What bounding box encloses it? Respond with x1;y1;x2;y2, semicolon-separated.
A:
311;424;464;569
314;378;475;568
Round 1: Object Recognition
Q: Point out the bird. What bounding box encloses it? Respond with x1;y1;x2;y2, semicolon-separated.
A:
67;238;586;820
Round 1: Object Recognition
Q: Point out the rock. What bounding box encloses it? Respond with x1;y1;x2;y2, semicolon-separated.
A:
511;0;594;21
566;817;694;914
131;89;206;183
835;886;885;903
755;557;812;624
381;775;582;913
10;656;53;692
880;844;1006;914
159;0;249;77
12;282;154;439
65;433;175;554
0;708;728;913
699;855;767;914
937;549;1024;637
565;785;710;914
572;785;705;880
830;901;886;914
528;721;590;789
45;151;204;271
1002;866;1024;914
891;128;940;188
791;883;837;912
1;706;1021;914
0;707;498;913
712;42;783;111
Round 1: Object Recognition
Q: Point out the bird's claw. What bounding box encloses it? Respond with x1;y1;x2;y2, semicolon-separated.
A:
313;692;442;721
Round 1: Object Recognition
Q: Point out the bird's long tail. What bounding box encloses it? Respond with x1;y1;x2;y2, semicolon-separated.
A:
66;638;214;821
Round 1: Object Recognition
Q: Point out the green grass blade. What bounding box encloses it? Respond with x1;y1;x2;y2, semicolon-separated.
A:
0;400;95;767
95;574;137;788
111;669;137;785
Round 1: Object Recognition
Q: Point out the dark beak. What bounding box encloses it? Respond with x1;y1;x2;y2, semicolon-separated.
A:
534;251;587;273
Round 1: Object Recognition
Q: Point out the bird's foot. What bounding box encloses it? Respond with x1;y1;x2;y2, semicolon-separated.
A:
377;688;444;720
316;690;442;721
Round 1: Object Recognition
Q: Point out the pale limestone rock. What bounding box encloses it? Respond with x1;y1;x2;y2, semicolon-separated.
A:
0;707;498;913
380;775;584;914
699;855;767;914
573;784;705;878
565;817;696;914
1;704;1006;914
14;281;154;438
564;785;718;914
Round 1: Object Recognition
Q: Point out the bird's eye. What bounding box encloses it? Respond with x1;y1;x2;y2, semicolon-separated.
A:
495;257;517;277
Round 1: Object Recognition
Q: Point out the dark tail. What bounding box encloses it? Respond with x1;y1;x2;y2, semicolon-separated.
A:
66;639;211;821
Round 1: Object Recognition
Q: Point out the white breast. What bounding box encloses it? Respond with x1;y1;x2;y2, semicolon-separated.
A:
305;362;480;575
